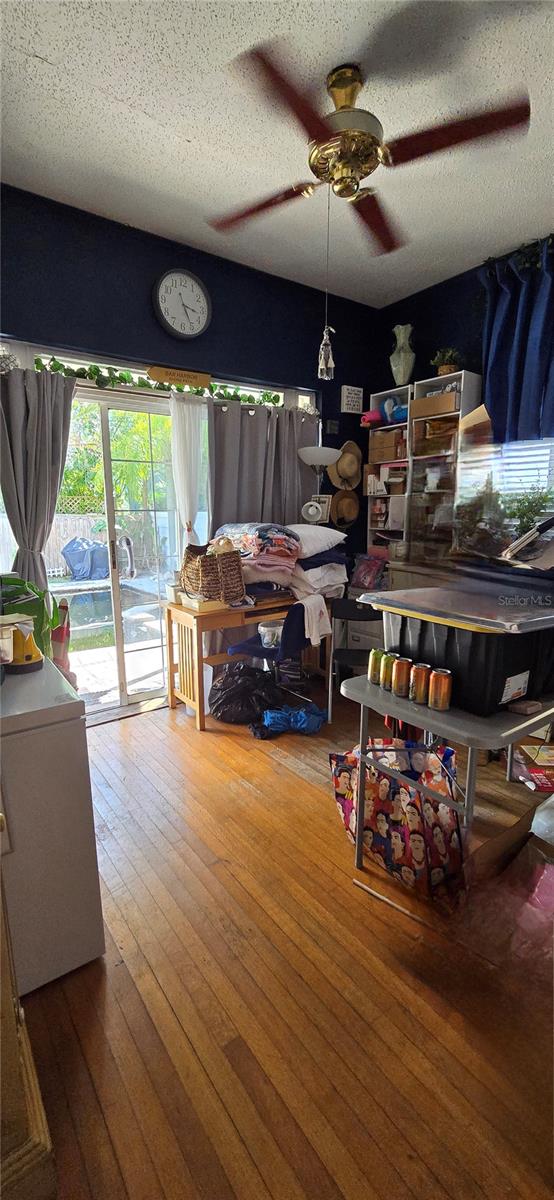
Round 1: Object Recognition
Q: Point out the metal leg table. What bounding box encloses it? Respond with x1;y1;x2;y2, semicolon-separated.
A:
342;676;554;868
354;704;369;870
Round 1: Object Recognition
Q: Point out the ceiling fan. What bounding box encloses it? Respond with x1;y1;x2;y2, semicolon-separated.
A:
210;45;530;254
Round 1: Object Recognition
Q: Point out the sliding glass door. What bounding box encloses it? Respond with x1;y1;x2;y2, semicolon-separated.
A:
102;403;179;704
47;394;180;711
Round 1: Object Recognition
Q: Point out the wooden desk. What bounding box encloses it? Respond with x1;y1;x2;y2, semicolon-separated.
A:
165;596;300;731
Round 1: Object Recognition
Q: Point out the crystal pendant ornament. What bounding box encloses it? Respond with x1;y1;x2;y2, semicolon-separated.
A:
317;186;336;382
318;325;335;380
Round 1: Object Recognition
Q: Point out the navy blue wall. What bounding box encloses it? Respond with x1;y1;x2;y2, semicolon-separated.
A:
2;184;393;550
0;185;384;416
377;265;484;390
1;183;487;551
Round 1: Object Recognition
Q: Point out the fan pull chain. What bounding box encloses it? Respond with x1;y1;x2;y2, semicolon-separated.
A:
318;185;335;381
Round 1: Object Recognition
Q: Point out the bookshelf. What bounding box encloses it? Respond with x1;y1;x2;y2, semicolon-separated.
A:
361;371;481;559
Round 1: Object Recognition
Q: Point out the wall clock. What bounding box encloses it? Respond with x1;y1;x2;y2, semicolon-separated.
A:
153;269;211;339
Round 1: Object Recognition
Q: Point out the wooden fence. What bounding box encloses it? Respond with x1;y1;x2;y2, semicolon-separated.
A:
0;514;101;578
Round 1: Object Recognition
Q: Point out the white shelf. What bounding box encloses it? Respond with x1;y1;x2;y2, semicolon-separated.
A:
366;420;408;432
412;370;481;420
412;411;460;423
368;458;408;467
369;385;412;401
366;371;481;557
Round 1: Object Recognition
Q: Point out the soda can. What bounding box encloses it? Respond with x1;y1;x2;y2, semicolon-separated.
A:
380;652;399;691
368;647;385;685
409;662;431;704
391;657;412;698
428;668;453;711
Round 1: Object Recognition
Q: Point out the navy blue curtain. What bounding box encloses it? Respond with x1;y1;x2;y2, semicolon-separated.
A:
479;237;554;441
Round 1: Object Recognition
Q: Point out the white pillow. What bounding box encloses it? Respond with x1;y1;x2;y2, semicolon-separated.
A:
287;524;347;558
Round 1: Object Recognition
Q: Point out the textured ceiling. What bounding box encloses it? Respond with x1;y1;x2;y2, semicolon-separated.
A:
2;1;553;307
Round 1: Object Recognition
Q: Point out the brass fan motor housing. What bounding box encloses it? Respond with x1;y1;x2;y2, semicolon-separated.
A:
308;64;385;198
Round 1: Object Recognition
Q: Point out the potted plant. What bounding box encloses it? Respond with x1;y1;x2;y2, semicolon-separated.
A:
0;576;59;657
431;347;463;376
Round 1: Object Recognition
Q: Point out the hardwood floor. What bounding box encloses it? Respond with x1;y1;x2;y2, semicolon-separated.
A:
24;699;553;1200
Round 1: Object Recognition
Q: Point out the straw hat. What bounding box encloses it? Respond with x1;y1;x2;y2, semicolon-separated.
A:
327;440;362;490
330;489;360;529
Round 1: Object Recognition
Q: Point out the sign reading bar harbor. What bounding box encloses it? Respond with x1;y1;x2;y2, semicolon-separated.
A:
340;384;363;414
147;366;212;388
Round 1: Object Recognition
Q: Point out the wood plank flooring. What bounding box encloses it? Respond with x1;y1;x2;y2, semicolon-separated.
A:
24;699;553;1200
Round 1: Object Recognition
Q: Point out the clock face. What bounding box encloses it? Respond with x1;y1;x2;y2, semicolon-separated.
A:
153;270;211;339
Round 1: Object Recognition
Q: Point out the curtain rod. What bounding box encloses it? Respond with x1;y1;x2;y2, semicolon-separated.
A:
482;233;553;273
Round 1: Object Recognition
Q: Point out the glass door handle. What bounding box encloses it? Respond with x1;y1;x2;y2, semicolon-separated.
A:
118;535;136;580
110;538;117;571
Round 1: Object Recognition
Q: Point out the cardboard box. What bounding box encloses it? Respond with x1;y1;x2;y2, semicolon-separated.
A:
464;808;537;884
368;427;406;463
411;391;460;420
459;403;492;446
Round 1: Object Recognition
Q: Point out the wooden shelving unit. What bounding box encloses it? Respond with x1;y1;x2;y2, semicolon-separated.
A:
361;371;481;559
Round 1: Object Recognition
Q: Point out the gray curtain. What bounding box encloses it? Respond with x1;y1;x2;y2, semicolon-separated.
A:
210;400;318;534
0;369;74;588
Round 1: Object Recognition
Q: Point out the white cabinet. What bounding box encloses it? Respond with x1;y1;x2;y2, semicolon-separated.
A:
0;660;104;995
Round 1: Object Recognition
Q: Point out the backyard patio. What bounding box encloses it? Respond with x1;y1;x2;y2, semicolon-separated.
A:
70;639;166;709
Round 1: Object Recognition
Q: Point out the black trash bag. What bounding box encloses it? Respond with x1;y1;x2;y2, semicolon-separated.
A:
208;661;284;724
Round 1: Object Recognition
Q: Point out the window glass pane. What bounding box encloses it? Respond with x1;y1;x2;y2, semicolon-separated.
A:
150;413;172;461
58;400;105;514
124;645;165;695
155;511;181;572
121;595;163;647
113;511;158;577
108;409;150;461
112;460;154;511
152;463;176;511
0;495;17;572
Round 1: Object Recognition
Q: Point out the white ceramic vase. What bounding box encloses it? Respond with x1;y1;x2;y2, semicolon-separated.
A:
389;324;415;386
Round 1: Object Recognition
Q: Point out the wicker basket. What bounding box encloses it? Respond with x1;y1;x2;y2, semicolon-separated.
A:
180;544;246;604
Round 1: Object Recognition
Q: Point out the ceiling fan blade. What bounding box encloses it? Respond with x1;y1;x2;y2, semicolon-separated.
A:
357;2;536;84
210;182;319;232
351;191;404;254
387;95;530;166
246;46;332;144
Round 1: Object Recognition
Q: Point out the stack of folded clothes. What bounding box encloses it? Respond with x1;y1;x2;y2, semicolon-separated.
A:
213;522;349;599
287;525;348;599
289;559;348;599
213;523;300;577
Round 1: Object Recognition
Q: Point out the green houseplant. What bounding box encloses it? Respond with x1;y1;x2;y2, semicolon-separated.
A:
503;487;554;539
431;347;463;376
0;576;59;657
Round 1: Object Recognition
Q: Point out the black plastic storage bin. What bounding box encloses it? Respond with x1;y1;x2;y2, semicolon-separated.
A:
383;611;554;716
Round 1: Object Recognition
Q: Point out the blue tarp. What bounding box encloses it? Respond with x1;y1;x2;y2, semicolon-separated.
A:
262;704;327;735
62;537;110;581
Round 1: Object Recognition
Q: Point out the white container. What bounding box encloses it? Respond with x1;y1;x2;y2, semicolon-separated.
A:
0;626;14;664
165;583;180;603
185;664;213;717
258;620;284;648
